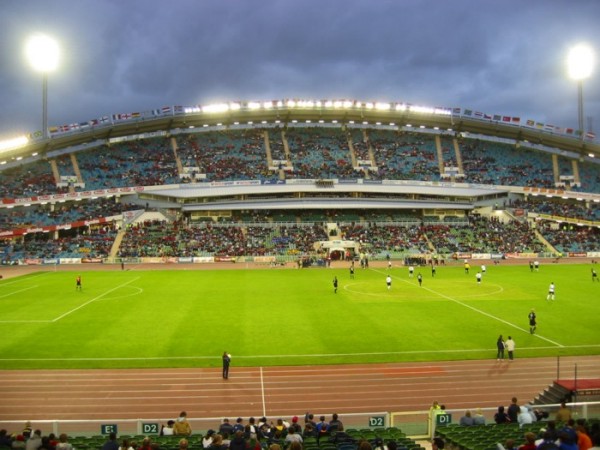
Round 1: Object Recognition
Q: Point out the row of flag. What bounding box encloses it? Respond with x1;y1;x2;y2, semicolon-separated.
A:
32;103;596;142
454;108;596;140
45;105;184;136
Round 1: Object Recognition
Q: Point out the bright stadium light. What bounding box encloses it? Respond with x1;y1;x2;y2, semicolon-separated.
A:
567;44;594;141
26;34;60;139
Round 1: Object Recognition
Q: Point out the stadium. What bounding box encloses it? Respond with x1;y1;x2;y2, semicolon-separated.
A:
1;99;600;450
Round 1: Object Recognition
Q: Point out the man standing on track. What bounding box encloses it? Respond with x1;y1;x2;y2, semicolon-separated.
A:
222;352;231;379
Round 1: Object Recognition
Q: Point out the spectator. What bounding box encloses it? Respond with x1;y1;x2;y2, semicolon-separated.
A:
518;406;534;428
173;412;192;436
162;421;175;436
508;398;520;423
329;413;343;432
12;435;26;450
0;430;13;448
102;433;119;450
284;428;303;446
208;434;227;450
55;434;72;450
26;430;42;450
518;433;537;450
218;419;234;437
494;406;510;424
556;403;572;423
460;410;474;426
473;408;486;425
178;440;188;450
202;430;215;449
289;416;302;434
228;432;245;450
576;424;592;450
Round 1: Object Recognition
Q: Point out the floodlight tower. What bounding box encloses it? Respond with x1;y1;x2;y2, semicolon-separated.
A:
567;44;594;141
25;34;60;139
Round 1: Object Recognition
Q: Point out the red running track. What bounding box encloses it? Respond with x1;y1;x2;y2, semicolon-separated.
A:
0;356;598;423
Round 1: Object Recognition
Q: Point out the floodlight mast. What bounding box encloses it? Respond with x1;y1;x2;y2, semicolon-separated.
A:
25;34;60;140
567;44;594;142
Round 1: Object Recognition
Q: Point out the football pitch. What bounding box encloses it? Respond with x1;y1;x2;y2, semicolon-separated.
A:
0;263;598;370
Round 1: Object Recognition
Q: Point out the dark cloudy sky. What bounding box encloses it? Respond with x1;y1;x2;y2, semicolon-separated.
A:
1;0;599;139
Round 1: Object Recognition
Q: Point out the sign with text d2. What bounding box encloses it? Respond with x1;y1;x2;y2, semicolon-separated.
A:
369;416;385;427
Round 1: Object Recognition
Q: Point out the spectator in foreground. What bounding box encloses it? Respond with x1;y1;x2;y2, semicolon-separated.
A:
460;410;474;426
102;433;119;450
173;412;192;436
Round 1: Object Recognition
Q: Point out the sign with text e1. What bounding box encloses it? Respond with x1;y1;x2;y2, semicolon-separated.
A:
369;416;385;427
436;414;452;426
101;424;118;435
142;423;160;434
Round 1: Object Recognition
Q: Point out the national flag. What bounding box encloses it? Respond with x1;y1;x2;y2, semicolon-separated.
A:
151;109;161;116
79;121;90;129
162;106;172;114
60;124;71;132
122;113;132;120
502;116;511;122
484;114;492;120
544;124;554;131
69;123;80;130
526;119;535;127
493;114;501;121
452;107;461;115
474;111;483;118
535;122;543;129
131;112;141;118
565;128;574;134
174;105;184;114
512;117;520;123
585;131;596;140
49;126;59;134
463;109;472;116
112;114;122;121
100;116;110;123
89;119;99;126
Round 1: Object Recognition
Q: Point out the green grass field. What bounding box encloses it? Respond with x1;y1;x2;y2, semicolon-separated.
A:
0;263;598;370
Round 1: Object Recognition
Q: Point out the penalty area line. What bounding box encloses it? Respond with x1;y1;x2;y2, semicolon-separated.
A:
52;277;141;322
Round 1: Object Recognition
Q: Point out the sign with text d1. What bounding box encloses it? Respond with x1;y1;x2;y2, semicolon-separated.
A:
436;414;452;426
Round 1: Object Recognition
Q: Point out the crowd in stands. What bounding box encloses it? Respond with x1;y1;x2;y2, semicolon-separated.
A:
510;198;600;222
2;129;600;200
0;198;139;232
0;412;424;450
437;397;600;450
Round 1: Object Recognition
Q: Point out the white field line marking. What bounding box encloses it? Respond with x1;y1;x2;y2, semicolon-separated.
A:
260;366;267;417
0;285;38;299
52;277;141;322
374;268;564;347
0;344;598;362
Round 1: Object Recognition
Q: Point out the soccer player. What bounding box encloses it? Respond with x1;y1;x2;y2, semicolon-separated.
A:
592;268;598;282
528;309;537;334
546;282;555;301
464;261;470;274
417;273;423;286
476;272;482;285
76;275;82;291
386;275;392;290
222;352;231;379
388;260;392;269
333;276;338;293
349;265;354;279
408;265;414;278
481;264;486;275
534;260;540;272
